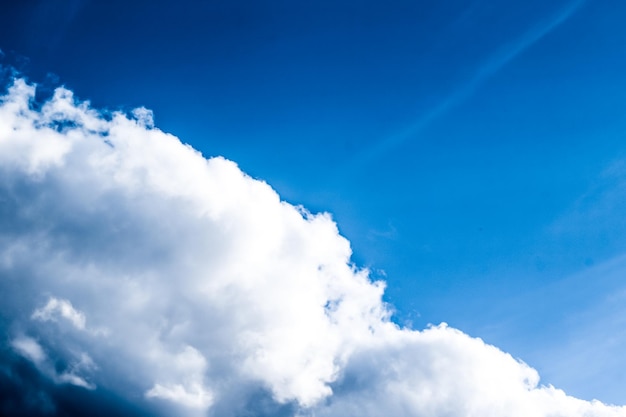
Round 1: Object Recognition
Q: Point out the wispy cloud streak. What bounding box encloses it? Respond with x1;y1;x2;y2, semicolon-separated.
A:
341;0;585;178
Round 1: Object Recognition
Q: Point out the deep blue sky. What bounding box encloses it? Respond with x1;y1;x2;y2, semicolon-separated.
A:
3;0;626;404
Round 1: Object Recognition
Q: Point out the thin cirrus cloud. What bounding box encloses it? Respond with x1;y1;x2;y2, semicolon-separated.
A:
0;76;624;417
341;0;586;178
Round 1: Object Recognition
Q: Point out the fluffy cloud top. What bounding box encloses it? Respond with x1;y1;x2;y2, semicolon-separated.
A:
0;77;624;417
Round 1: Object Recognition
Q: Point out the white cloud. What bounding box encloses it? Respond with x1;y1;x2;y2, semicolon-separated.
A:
0;77;625;417
145;345;213;410
11;336;46;365
146;382;213;410
308;324;626;417
32;297;87;330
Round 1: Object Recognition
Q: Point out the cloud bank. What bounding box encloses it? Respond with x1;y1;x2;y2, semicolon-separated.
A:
0;77;624;417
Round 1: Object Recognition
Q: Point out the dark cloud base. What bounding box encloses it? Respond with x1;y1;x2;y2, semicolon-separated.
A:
0;345;296;417
0;344;145;417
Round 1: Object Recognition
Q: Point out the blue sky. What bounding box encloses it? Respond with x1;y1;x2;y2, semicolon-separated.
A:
2;0;626;413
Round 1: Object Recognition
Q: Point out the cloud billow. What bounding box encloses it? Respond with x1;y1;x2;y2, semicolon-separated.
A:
0;77;623;417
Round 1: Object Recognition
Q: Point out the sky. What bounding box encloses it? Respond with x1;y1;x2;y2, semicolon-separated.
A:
1;0;626;416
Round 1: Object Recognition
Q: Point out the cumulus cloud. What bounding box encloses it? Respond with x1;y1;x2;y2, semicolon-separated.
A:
0;76;624;417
